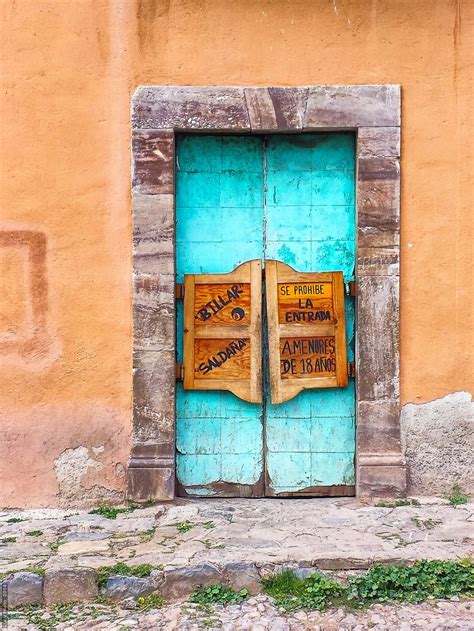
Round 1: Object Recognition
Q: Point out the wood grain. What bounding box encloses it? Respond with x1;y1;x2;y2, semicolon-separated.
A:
280;335;336;380
277;281;334;324
183;260;262;403
194;338;251;380
266;260;348;403
194;283;251;326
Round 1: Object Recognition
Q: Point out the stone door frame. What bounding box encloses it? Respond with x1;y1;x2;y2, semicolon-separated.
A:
129;85;405;501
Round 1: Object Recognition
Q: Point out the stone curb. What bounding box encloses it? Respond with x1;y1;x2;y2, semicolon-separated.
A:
1;558;407;607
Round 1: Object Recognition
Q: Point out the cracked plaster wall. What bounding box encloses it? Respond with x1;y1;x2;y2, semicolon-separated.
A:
401;392;474;495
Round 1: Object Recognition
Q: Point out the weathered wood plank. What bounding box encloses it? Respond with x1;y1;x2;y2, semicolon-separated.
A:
183;260;262;403
266;261;348;403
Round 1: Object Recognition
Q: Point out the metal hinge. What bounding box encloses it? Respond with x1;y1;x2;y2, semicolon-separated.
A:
175;283;185;300
345;280;357;297
348;361;356;378
176;363;184;381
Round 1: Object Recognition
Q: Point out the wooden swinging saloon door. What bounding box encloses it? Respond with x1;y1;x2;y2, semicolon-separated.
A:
176;134;356;498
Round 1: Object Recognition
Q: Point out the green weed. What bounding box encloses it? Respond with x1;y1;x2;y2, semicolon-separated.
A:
411;517;442;529
24;603;77;630
262;560;474;611
139;528;156;543
89;498;156;519
26;530;43;537
375;498;420;508
348;559;474;604
136;593;165;609
198;539;225;549
262;569;344;611
1;537;16;543
189;583;249;606
446;484;469;506
6;517;25;524
202;521;215;529
176;520;195;533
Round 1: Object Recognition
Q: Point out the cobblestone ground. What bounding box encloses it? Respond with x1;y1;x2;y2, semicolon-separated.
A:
1;497;472;574
6;595;474;630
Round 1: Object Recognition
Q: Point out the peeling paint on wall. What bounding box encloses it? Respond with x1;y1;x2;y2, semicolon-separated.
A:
401;392;474;495
54;446;124;508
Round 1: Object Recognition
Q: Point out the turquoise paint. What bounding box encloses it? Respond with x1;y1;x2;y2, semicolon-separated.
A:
176;133;355;496
264;134;355;493
176;136;265;495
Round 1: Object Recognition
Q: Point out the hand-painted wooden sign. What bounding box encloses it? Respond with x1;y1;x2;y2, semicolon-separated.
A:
266;260;348;403
183;260;262;403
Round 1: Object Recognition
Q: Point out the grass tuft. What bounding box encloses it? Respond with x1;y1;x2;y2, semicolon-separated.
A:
262;569;344;611
446;484;469;506
89;498;156;520
375;498;420;508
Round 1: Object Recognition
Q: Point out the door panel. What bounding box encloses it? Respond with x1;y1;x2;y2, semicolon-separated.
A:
175;132;356;497
176;136;265;497
263;134;356;496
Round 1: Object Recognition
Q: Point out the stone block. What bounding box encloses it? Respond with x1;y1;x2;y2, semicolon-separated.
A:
304;85;400;128
222;562;261;595
133;274;175;351
127;465;175;502
132;86;250;131
357;175;400;248
357;464;407;498
357;275;399;402
133;193;174;275
244;87;308;131
132;129;174;194
132;349;175;442
159;563;221;601
102;576;156;601
358;157;400;182
358;127;400;158
5;572;43;607
357;246;399;276
357;400;401;454
44;568;98;605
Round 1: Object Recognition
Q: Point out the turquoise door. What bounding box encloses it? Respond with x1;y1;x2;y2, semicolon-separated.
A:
176;134;355;497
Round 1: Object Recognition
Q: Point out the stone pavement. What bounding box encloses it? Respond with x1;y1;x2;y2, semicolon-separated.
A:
0;496;472;607
6;594;474;630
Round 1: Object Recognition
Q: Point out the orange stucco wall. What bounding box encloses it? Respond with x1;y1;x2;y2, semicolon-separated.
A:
1;0;473;507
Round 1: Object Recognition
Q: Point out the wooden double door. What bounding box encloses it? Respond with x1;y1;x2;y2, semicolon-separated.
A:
175;133;355;497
